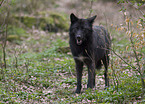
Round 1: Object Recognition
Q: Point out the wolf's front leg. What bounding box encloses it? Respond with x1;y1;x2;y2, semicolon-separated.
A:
75;60;84;93
87;63;96;89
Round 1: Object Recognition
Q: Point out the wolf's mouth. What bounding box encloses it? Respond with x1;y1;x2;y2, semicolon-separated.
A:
77;39;82;45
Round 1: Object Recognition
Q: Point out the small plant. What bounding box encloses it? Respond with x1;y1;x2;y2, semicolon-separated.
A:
0;0;144;103
116;1;145;97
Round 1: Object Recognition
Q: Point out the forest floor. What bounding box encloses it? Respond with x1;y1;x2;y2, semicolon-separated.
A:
0;0;145;103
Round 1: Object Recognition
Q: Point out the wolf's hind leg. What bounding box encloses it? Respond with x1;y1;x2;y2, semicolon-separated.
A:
102;55;109;88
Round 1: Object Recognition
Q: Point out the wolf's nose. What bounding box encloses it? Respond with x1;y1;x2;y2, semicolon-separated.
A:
76;35;81;40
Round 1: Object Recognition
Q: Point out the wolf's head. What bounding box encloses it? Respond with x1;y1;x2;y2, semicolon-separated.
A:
69;13;97;45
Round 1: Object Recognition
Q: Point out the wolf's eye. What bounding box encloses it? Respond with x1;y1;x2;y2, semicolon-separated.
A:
83;28;89;32
83;28;86;31
73;28;78;32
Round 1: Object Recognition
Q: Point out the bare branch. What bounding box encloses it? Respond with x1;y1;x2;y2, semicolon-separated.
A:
110;48;136;69
128;1;145;16
1;0;10;69
88;0;94;17
0;0;6;8
96;46;137;69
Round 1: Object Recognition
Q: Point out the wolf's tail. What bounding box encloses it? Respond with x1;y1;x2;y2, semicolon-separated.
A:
96;60;102;70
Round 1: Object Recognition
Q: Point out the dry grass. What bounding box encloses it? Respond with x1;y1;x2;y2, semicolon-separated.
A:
55;0;144;27
0;0;144;103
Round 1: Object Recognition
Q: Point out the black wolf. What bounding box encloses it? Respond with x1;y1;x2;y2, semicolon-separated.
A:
69;13;111;93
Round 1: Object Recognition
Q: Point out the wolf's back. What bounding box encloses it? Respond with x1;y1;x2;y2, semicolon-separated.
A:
93;26;110;49
93;26;110;69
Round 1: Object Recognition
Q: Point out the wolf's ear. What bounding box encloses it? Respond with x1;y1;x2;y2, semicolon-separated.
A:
88;15;97;24
70;13;78;23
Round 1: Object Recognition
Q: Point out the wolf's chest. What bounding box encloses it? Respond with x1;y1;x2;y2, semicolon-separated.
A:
73;49;91;62
74;56;90;62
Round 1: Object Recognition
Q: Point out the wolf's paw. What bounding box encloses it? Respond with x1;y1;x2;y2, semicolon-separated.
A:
75;89;81;94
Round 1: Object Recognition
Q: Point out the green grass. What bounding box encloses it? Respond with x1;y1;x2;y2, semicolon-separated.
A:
1;0;145;103
0;27;144;103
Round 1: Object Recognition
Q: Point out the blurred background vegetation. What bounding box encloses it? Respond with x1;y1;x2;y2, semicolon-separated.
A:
0;0;145;103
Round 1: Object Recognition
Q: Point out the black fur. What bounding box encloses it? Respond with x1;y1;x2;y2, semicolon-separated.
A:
69;13;111;93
